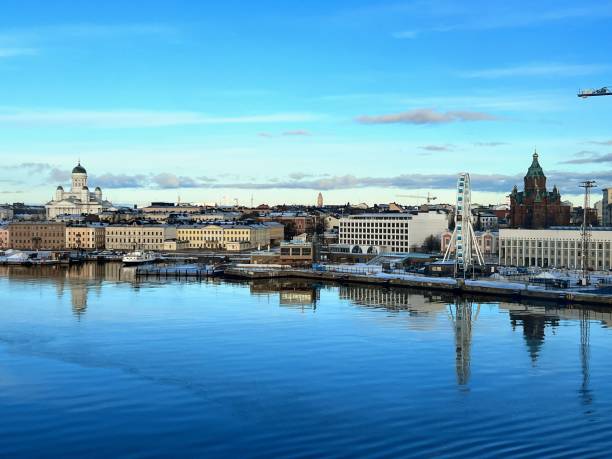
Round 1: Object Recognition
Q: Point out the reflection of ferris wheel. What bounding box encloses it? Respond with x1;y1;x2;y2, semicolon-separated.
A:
443;173;485;276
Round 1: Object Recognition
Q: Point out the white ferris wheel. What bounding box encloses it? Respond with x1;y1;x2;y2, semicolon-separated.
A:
443;173;485;276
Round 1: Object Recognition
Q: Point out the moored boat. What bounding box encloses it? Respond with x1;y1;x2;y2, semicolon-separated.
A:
122;251;159;265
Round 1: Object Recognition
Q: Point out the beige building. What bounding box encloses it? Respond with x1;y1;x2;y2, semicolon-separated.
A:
163;239;190;251
66;225;106;250
262;222;284;245
280;238;314;266
8;222;66;250
105;225;177;251
0;225;9;249
177;224;270;251
499;228;612;270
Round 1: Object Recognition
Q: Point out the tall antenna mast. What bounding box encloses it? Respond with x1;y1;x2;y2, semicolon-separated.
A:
579;180;596;285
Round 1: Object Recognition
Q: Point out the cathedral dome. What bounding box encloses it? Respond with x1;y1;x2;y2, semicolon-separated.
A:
57;185;64;190
72;162;87;174
525;152;544;178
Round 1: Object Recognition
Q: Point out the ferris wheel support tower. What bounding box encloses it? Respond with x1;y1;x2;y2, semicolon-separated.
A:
443;173;485;277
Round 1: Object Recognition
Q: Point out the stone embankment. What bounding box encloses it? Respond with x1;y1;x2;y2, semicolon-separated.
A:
223;268;612;306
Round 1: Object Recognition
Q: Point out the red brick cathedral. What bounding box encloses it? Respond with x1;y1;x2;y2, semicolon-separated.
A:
509;151;570;229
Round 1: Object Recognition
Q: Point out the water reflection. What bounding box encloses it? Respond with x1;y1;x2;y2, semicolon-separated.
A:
0;263;132;317
449;301;478;386
250;279;319;310
0;263;609;398
505;306;560;364
579;309;593;407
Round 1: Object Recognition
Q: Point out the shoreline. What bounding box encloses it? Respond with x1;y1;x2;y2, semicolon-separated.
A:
223;267;612;307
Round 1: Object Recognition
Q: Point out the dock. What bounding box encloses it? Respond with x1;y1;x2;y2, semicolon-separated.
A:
135;264;219;279
223;267;612;307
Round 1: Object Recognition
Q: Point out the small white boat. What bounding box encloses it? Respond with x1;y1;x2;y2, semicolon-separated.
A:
122;251;159;265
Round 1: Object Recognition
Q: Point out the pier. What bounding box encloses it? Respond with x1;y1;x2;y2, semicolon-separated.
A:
135;264;219;279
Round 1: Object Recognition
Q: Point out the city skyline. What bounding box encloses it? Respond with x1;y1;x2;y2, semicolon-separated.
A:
1;0;611;206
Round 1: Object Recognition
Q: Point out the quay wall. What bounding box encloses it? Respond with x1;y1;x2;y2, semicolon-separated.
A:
223;268;612;307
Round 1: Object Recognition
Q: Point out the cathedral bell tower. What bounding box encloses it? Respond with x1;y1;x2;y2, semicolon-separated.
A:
524;150;546;195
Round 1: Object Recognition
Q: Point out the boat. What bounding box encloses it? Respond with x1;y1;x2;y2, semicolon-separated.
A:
122;251;159;265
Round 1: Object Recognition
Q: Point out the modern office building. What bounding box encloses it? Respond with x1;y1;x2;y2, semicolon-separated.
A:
338;211;448;254
499;227;612;270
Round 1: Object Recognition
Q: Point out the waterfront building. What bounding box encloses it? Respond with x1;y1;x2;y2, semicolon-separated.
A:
45;162;113;220
509;152;571;228
162;239;190;251
176;224;270;251
105;225;177;251
8;222;66;250
280;236;314;266
0;225;9;249
338;211;448;254
65;225;106;250
499;227;612;269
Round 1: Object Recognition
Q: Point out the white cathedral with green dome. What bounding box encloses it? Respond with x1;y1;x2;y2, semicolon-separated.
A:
45;162;113;220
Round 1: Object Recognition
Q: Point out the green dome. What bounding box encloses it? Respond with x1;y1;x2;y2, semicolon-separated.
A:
525;151;544;178
72;162;87;174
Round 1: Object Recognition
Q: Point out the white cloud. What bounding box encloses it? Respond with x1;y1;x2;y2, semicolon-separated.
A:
356;108;499;125
0;47;37;58
392;30;419;39
460;63;608;79
0;108;322;128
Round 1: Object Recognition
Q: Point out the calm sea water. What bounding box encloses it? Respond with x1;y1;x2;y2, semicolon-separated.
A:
1;263;612;458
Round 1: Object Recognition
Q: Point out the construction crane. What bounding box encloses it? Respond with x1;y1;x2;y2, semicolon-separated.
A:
396;192;438;204
578;86;612;98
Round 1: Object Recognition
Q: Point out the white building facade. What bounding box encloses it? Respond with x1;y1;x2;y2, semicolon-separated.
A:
45;162;113;220
105;225;177;251
499;228;612;270
338;212;448;254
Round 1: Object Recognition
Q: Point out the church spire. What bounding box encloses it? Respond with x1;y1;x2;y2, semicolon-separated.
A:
526;150;545;178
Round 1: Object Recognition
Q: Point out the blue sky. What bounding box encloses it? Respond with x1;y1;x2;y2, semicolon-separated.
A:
1;0;611;206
